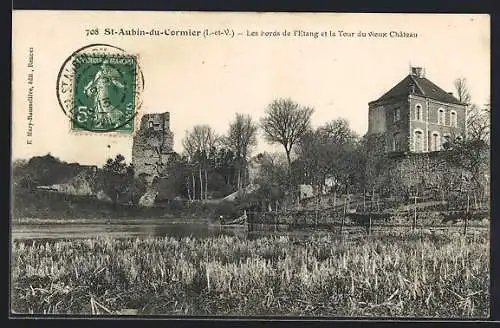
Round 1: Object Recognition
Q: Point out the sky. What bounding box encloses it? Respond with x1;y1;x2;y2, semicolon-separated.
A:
12;12;490;165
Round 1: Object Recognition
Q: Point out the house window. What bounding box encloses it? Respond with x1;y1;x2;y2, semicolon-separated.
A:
415;104;422;121
450;111;457;127
393;108;401;122
414;130;424;153
393;132;401;151
438;108;445;125
148;121;154;128
430;132;441;151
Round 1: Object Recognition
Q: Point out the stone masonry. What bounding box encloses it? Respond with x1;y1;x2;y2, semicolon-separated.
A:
365;68;488;198
132;112;174;185
367;67;467;153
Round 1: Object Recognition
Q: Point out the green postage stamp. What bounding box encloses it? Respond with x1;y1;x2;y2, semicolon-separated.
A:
57;44;144;134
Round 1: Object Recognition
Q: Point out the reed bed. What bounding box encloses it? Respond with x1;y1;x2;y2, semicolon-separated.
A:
11;231;489;317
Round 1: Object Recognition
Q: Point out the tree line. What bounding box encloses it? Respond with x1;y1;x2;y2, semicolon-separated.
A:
163;77;489;206
162;98;366;204
13;77;490;210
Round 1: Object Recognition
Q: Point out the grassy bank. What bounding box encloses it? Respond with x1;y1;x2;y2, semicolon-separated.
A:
11;232;489;317
12;189;231;223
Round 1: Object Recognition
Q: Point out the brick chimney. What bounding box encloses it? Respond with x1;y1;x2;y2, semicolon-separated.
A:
411;66;425;78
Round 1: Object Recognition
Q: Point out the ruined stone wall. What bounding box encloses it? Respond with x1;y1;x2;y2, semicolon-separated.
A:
370;151;485;197
132;112;174;185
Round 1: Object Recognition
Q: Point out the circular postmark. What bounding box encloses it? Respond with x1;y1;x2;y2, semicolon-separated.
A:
56;44;144;134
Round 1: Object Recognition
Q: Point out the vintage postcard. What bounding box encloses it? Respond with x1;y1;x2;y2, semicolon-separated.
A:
11;11;490;318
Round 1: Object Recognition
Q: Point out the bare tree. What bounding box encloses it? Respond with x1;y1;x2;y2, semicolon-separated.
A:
467;103;490;144
260;98;314;171
182;125;219;200
454;77;472;104
225;113;258;189
182;125;219;157
442;78;491;197
454;77;490;143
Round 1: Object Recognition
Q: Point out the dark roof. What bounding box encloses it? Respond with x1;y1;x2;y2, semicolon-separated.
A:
372;74;465;105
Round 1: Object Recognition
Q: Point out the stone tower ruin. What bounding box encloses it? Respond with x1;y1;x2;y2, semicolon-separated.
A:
132;112;174;185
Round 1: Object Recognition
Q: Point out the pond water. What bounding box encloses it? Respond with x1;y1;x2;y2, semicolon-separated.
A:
11;220;488;241
11;222;252;240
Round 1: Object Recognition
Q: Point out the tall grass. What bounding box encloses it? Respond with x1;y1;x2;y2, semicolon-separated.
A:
11;232;489;317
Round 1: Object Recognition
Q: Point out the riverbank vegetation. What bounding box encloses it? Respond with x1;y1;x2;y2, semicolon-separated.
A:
11;232;489;317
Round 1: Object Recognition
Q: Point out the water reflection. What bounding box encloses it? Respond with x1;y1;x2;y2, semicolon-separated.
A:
13;222;485;241
12;223;251;240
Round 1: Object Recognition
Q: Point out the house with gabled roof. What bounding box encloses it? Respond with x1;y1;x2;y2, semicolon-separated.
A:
367;67;467;153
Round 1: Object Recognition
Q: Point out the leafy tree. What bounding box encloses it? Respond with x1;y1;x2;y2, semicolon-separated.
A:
129;173;148;205
361;133;392;192
295;118;362;194
97;154;135;207
260;98;314;172
443;138;489;197
244;152;290;210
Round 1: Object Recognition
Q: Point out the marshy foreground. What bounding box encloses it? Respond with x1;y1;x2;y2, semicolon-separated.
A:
11;231;489;317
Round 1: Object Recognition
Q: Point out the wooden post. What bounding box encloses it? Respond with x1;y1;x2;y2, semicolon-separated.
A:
377;194;380;212
341;209;345;235
368;215;372;235
464;193;470;236
467;193;470;212
413;195;417;231
372;187;375;212
346;194;350;213
199;166;203;201
333;191;337;208
342;197;347;234
248;211;252;232
474;193;478;210
343;196;347;215
275;212;278;231
192;174;196;201
315;190;319;226
363;189;366;212
204;169;208;200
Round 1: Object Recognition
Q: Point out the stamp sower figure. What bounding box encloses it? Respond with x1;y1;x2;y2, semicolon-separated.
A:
84;60;126;128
